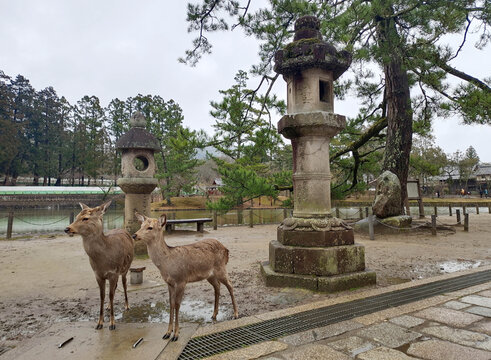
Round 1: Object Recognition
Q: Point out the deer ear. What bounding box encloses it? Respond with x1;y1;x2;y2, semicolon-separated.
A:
79;203;89;210
158;214;167;228
135;211;146;223
100;200;112;214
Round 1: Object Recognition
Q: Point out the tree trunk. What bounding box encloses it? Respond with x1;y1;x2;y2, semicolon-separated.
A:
376;8;413;215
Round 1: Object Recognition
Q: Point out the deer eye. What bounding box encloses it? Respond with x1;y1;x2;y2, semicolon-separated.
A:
147;227;153;230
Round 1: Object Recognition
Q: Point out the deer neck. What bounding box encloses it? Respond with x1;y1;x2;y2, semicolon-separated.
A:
146;232;171;271
81;226;107;257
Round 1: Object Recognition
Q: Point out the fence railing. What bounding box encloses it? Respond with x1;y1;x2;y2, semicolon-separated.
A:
1;204;489;239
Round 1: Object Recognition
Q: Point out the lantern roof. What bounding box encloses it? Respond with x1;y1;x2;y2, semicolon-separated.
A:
274;15;352;80
115;112;160;151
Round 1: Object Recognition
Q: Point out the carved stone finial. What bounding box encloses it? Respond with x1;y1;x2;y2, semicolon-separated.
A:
294;15;322;41
130;111;146;128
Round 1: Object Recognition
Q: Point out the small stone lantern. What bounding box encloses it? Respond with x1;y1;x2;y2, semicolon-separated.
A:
116;112;160;254
261;16;376;292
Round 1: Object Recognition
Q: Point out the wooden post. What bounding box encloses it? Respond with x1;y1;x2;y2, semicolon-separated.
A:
213;210;217;230
368;215;375;240
6;212;14;239
359;207;363;220
237;210;243;225
456;209;461;224
463;205;466;215
448;205;452;217
249;210;253;228
365;207;369;218
431;215;437;236
433;206;437;216
336;208;340;218
69;211;74;224
464;213;469;232
489;205;491;214
476;205;479;214
418;199;425;218
170;213;176;231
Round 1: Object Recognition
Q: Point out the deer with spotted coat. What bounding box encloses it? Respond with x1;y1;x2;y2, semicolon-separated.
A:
133;212;238;341
65;201;134;330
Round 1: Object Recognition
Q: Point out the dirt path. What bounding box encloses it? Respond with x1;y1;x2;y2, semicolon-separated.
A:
1;214;491;354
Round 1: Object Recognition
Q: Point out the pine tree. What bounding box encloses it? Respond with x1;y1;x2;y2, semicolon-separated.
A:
183;0;491;214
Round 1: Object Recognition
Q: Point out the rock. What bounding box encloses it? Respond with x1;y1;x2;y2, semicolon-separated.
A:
372;171;401;218
380;215;412;228
353;216;412;234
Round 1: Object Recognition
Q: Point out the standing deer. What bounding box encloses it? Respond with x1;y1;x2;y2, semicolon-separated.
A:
133;212;238;341
64;201;134;330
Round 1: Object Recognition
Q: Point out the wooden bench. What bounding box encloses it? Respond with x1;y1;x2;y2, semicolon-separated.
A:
165;218;213;233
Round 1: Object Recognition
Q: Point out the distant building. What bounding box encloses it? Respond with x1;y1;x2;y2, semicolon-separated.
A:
474;163;491;184
206;178;223;195
430;163;490;194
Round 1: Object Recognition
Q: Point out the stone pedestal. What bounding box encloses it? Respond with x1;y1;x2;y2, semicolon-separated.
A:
261;218;376;292
262;15;376;292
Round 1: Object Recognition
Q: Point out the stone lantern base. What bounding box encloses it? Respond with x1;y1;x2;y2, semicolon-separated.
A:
262;219;376;292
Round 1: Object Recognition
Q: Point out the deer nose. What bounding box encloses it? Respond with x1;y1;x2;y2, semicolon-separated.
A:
132;234;137;239
64;227;70;233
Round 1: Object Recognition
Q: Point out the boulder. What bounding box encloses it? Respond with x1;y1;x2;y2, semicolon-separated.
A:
372;170;401;218
353;215;412;234
380;215;412;228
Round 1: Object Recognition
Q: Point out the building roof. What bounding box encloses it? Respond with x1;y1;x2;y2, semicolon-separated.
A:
474;163;491;176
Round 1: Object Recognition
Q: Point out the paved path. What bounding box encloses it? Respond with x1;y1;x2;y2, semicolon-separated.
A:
191;265;491;359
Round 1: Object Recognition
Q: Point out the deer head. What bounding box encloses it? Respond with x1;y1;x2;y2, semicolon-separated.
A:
133;212;166;244
65;201;111;237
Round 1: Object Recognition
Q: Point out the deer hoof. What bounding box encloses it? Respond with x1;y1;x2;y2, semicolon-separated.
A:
171;335;179;342
162;333;171;340
95;324;103;330
109;325;116;331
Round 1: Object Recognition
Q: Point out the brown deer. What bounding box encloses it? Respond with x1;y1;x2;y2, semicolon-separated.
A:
133;212;238;341
65;201;134;330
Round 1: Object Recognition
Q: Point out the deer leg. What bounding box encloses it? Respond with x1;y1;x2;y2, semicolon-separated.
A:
96;276;105;330
171;284;186;342
122;273;130;310
108;276;118;330
163;285;175;339
220;274;239;319
207;278;221;321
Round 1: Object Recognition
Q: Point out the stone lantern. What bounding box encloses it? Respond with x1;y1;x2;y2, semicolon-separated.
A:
116;112;160;254
261;16;376;292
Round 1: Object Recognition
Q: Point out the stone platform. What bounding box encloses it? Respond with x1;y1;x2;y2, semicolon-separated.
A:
261;261;376;292
267;223;376;293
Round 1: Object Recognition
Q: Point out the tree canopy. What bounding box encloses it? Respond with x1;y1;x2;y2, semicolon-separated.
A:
184;0;491;214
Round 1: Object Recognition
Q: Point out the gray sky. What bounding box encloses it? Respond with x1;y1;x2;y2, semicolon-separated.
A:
1;0;490;162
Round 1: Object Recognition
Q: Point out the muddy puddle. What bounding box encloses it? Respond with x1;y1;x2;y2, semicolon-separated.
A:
117;300;231;324
439;260;482;273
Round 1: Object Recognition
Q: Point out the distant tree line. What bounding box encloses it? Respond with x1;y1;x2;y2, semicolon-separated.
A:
0;70;206;203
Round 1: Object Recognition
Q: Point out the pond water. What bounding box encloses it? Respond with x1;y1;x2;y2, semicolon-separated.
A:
0;205;486;236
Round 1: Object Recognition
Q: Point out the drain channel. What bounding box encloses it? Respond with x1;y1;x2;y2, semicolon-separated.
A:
179;269;491;359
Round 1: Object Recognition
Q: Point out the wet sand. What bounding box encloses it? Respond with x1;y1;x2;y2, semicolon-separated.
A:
1;214;490;353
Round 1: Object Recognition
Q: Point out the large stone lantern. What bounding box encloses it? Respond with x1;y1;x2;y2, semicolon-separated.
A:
261;16;376;292
116;112;159;253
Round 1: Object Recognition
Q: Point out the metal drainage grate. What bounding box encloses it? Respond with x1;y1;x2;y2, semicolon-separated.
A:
179;269;491;359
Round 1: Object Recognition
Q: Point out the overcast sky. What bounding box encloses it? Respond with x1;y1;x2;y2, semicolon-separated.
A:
1;1;490;162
